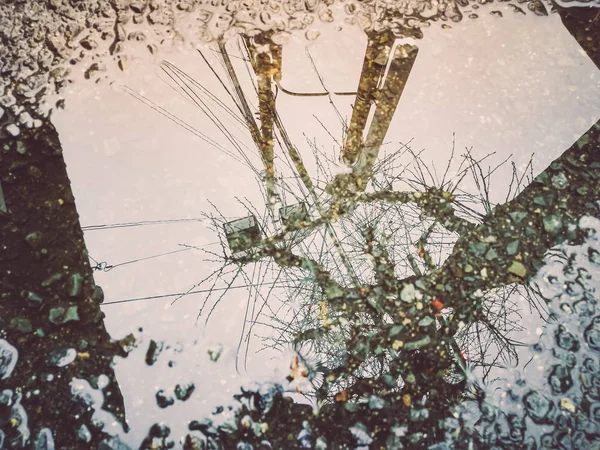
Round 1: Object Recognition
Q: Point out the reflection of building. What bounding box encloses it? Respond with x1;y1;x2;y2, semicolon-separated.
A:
0;123;127;445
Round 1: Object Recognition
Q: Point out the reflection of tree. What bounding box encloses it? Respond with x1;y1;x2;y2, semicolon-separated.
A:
155;17;600;449
152;23;556;384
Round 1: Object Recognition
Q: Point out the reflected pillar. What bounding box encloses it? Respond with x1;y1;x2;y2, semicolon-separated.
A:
342;31;395;166
245;33;283;208
354;44;419;184
339;31;418;193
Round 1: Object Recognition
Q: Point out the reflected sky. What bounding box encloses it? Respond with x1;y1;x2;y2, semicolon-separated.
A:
44;9;600;445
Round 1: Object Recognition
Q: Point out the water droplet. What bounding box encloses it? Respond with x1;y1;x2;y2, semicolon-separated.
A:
585;316;600;352
305;30;320;40
34;428;55;450
588;247;600;266
555;326;580;352
156;389;175;408
0;339;18;380
77;424;91;443
6;124;20;136
349;422;373;446
549;364;573;394
523;391;554;423
552;172;568;190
